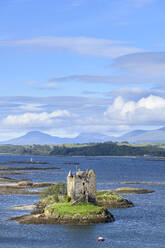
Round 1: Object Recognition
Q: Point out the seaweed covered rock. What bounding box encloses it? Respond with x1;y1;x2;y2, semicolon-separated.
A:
96;190;134;208
115;187;154;194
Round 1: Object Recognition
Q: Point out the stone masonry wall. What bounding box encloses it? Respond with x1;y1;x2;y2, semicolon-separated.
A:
67;169;96;203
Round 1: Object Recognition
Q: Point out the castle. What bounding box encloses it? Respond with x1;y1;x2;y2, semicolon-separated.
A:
67;169;96;203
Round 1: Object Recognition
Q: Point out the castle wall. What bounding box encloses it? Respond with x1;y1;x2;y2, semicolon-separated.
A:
67;176;75;199
88;170;96;202
67;169;96;203
74;176;84;200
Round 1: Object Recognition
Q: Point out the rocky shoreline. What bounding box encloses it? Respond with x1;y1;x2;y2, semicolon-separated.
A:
0;176;54;195
96;190;134;208
97;197;134;208
10;207;114;225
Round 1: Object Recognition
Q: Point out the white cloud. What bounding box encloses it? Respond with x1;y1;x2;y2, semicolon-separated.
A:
104;95;165;126
1;95;165;138
0;36;143;58
49;74;151;85
48;52;165;87
107;87;157;101
112;52;165;78
18;104;43;112
2;110;71;128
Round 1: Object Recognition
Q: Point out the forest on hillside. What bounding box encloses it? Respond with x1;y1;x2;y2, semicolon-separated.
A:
0;142;165;157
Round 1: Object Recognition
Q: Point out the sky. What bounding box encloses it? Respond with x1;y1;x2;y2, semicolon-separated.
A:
0;0;165;140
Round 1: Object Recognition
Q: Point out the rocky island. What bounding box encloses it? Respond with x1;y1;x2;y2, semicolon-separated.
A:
8;168;155;225
10;169;116;224
11;202;114;225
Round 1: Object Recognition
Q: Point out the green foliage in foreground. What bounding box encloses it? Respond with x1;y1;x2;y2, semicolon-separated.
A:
45;203;103;217
39;181;67;199
1;141;165;156
96;191;123;202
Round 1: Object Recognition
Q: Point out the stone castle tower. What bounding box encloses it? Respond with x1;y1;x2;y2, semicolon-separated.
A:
67;169;96;203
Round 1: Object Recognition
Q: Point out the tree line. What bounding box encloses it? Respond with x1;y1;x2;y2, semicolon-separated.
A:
0;142;165;156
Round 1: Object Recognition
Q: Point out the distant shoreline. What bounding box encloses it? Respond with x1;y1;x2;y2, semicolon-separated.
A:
0;153;164;159
0;142;165;157
0;153;149;158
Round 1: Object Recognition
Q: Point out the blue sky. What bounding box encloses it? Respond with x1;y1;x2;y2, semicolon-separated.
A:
0;0;165;140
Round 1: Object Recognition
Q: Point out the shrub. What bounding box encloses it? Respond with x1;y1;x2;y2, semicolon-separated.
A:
39;181;67;199
40;195;71;204
60;195;71;203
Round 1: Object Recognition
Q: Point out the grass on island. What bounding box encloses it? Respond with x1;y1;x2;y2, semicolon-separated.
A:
96;191;124;202
45;202;103;217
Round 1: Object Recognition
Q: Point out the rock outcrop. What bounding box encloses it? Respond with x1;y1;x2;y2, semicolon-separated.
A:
114;187;155;194
10;206;114;225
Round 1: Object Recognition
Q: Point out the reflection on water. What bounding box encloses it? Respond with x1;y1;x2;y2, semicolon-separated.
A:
0;154;165;248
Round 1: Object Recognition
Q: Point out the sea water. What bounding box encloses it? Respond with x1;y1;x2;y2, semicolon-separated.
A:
0;154;165;248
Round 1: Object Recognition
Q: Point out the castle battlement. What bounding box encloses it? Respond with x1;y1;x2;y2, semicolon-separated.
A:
67;169;96;203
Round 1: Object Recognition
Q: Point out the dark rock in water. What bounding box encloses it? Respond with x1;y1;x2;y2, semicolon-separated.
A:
9;204;36;210
114;187;155;194
17;181;54;188
96;190;134;208
97;198;134;208
2;161;49;164
0;185;38;195
123;181;165;185
17;181;33;187
0;167;60;171
63;162;80;165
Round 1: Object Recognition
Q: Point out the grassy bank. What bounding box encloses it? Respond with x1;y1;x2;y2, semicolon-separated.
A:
44;202;103;217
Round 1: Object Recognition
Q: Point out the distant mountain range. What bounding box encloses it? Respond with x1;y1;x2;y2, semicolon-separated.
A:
117;127;165;143
0;131;113;145
1;127;165;145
